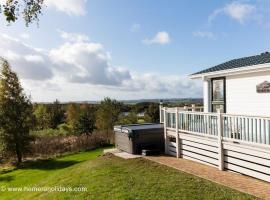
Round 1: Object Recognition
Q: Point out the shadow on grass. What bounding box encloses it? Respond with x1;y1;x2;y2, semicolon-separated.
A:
0;145;114;174
21;159;81;171
0;175;14;182
0;160;80;174
0;168;16;175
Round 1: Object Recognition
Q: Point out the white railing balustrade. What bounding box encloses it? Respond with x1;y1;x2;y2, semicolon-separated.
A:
159;104;203;124
223;114;270;145
178;112;218;136
166;112;176;128
161;106;270;145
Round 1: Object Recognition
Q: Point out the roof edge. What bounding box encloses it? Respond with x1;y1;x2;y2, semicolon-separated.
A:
189;63;270;79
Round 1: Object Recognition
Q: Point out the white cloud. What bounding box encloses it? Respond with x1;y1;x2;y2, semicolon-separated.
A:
209;1;256;24
0;31;201;101
20;33;30;39
122;74;201;97
49;36;131;86
45;0;87;16
24;55;45;63
58;30;89;42
193;31;215;39
0;34;53;80
143;31;171;45
130;23;141;32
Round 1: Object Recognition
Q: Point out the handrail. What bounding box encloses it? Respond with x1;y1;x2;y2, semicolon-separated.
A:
223;113;270;120
161;105;270;145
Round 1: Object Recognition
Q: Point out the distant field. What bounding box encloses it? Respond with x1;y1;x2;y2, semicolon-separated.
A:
0;149;257;200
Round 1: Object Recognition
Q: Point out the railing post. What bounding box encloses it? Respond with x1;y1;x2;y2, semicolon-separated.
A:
159;101;163;123
184;111;188;130
191;104;196;112
175;107;180;158
164;107;168;154
217;109;224;171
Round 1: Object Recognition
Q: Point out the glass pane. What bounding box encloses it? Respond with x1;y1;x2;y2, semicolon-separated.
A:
212;104;224;112
212;79;224;101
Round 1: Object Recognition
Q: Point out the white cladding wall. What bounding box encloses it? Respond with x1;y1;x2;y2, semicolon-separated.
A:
226;71;270;116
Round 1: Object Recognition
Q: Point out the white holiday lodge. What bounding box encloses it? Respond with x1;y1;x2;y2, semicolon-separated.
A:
160;52;270;182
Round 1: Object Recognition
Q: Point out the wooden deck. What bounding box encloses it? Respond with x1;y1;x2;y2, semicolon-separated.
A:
161;106;270;183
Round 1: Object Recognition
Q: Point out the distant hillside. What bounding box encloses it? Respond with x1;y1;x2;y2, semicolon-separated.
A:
37;98;203;105
119;98;203;105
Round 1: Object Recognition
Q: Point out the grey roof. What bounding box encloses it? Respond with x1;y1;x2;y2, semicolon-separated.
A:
192;52;270;76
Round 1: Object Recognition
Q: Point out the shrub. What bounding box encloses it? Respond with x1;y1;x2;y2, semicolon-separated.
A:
57;123;73;135
30;123;73;137
26;131;108;159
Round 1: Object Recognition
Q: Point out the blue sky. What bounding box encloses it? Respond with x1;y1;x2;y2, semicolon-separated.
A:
1;0;270;102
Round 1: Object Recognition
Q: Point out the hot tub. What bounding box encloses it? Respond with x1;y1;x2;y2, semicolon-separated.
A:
114;123;164;155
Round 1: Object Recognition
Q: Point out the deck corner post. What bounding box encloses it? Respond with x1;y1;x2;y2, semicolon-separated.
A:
159;101;163;123
175;107;180;158
191;104;196;112
164;107;168;154
217;109;224;171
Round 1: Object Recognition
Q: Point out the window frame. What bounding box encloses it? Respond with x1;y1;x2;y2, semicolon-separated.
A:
211;77;226;113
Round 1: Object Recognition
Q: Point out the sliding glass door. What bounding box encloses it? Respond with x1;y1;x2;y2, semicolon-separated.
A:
211;77;226;113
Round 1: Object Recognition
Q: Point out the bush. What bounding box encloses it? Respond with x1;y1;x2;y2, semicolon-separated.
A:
26;131;108;159
30;129;58;137
57;123;73;135
30;123;73;137
117;112;138;125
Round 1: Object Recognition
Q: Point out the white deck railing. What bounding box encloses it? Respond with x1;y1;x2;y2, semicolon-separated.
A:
160;105;270;182
223;114;270;145
161;106;270;145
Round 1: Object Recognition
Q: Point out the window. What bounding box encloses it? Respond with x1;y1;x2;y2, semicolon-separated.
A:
211;77;226;113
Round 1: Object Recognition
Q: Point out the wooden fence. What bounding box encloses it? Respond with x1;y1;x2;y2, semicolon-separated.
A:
161;106;270;182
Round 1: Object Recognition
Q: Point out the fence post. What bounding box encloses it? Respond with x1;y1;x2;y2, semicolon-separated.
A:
164;107;168;154
175;107;180;158
217;109;224;171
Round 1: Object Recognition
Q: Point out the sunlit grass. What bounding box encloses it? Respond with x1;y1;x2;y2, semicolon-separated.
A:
0;148;257;200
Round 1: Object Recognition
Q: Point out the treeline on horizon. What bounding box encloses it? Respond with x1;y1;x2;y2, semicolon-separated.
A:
35;97;203;105
31;97;202;137
31;98;161;137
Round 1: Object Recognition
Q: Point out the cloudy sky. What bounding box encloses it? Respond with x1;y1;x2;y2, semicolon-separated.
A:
1;0;270;102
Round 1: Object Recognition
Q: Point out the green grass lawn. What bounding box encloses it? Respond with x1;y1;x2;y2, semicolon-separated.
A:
0;149;258;200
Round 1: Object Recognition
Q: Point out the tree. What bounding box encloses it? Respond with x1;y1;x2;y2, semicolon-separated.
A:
46;99;65;129
133;102;150;113
0;59;33;163
0;0;44;26
118;112;138;125
73;104;95;135
144;103;160;123
95;98;122;143
66;103;79;129
33;103;49;130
